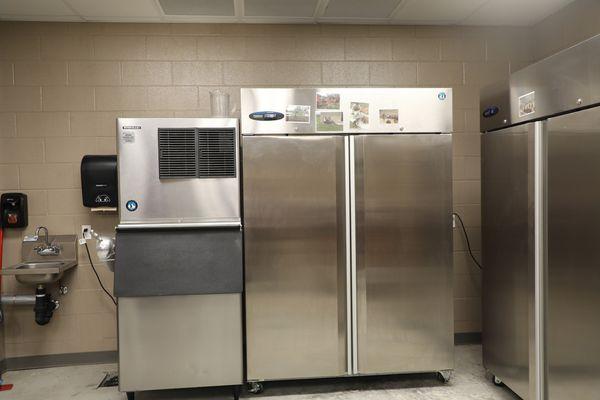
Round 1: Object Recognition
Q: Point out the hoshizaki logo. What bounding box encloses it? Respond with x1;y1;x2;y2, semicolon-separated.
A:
122;126;141;129
438;92;447;100
126;200;138;212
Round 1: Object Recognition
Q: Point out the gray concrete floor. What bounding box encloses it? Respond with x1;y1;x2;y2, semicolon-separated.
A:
0;345;520;400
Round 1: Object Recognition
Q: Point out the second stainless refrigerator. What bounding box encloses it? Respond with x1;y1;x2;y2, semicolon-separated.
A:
241;88;454;386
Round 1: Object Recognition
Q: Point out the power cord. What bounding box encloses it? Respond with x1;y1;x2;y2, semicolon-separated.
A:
452;212;482;270
83;241;117;306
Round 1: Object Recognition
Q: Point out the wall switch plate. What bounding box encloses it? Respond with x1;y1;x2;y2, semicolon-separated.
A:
81;225;92;240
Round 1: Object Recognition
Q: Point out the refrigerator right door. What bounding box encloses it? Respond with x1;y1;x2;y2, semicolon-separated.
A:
354;134;453;374
547;107;600;400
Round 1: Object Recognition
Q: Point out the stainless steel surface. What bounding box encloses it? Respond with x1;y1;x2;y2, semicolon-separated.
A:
482;35;600;400
546;108;600;400
480;80;511;132
117;118;240;226
2;234;78;285
243;135;349;381
241;88;453;135
2;261;76;285
1;294;35;306
116;222;241;230
118;294;243;392
481;33;600;131
484;109;600;400
242;87;454;382
343;136;353;375
354;134;453;374
349;136;358;375
482;123;534;400
533;121;548;400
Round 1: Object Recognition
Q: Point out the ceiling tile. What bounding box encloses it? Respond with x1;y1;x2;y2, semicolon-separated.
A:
0;0;76;16
65;0;160;17
393;0;487;24
464;0;577;26
245;0;318;17
159;0;235;16
323;0;401;19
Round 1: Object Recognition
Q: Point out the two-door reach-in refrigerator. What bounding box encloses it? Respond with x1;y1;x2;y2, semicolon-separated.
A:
481;34;600;400
240;88;454;389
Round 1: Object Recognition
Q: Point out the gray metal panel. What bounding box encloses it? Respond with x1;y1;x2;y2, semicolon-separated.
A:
114;229;242;297
118;294;243;391
243;135;348;380
481;124;535;400
354;134;453;374
546;108;600;400
117;118;240;226
241;88;452;135
481;34;600;132
0;307;4;375
480;80;511;132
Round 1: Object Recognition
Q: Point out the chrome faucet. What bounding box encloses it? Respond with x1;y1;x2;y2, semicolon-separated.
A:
34;226;61;256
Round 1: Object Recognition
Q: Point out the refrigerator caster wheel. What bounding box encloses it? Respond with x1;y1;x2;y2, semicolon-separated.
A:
248;382;264;394
126;392;135;400
493;376;503;386
437;370;452;383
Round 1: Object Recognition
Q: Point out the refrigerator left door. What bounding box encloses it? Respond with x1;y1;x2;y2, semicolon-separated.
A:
353;134;454;375
243;135;349;381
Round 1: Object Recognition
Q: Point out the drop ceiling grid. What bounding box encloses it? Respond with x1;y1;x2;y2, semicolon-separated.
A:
0;0;580;26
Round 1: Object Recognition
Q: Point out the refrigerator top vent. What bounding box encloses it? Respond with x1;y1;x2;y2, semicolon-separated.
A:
158;127;236;179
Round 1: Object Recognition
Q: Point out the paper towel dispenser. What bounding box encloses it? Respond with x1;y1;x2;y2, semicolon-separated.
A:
81;155;118;208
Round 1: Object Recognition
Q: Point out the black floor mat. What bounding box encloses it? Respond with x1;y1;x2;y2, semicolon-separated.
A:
98;371;119;388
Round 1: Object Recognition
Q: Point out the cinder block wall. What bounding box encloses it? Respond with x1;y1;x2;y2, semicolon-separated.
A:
0;21;531;358
532;0;600;61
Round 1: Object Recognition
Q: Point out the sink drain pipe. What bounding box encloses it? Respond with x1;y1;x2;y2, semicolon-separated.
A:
34;285;57;326
0;285;58;325
1;295;35;306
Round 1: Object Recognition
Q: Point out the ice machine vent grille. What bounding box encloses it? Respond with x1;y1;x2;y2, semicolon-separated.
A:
158;128;197;179
158;128;236;179
197;129;236;178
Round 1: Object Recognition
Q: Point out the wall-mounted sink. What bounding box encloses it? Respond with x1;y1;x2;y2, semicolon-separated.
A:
2;261;77;285
1;231;78;286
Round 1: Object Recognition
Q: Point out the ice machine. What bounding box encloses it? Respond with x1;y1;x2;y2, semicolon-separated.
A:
481;34;600;400
115;118;243;399
241;88;454;391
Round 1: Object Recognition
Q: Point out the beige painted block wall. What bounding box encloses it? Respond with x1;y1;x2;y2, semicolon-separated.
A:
532;0;600;61
0;21;532;358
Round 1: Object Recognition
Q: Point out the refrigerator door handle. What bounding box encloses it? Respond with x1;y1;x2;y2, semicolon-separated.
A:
349;135;358;375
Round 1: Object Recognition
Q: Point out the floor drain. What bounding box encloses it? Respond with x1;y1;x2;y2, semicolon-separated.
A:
98;371;119;388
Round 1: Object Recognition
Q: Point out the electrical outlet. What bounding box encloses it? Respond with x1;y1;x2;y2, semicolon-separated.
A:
81;225;92;240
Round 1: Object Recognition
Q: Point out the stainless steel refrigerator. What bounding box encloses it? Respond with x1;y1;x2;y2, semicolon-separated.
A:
241;88;454;387
481;34;600;400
